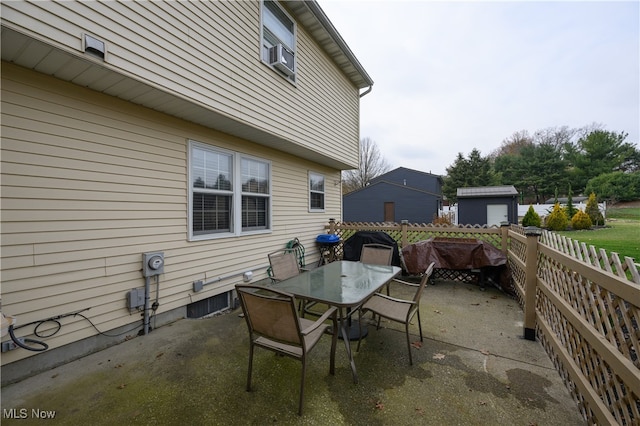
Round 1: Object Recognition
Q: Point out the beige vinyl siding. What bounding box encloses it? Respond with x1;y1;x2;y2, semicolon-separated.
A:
2;0;360;167
1;63;341;364
292;32;360;164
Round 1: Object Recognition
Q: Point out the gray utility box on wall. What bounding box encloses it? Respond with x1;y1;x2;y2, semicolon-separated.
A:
127;287;145;310
142;252;164;277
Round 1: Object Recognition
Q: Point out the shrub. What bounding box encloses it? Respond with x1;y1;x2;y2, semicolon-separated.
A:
432;213;453;226
545;202;568;231
585;192;605;226
571;210;592;230
522;205;541;227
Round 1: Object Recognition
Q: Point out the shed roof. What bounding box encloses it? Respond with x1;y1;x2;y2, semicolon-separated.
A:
344;180;442;198
457;185;518;198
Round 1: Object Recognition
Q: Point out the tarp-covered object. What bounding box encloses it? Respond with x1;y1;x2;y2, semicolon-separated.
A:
402;237;512;293
342;231;402;267
402;237;507;274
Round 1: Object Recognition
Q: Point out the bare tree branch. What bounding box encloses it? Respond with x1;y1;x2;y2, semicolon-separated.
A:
342;137;391;193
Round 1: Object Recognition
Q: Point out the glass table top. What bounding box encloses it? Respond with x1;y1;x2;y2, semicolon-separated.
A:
273;261;401;307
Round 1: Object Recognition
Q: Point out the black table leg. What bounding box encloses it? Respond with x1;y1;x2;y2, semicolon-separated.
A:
338;307;368;341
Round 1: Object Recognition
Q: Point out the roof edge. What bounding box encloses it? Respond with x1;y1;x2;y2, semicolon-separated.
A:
287;0;374;88
344;179;442;198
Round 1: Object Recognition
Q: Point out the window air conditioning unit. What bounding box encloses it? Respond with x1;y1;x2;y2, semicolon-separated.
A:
269;44;295;76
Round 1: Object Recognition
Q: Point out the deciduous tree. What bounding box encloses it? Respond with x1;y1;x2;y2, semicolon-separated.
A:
341;137;391;194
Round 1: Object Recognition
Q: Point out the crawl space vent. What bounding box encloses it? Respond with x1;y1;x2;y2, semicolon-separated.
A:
187;292;230;318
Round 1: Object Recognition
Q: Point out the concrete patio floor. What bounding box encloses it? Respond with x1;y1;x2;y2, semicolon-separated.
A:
1;279;586;425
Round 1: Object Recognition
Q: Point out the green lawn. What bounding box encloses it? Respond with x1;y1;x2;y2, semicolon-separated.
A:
557;207;640;262
607;206;640;220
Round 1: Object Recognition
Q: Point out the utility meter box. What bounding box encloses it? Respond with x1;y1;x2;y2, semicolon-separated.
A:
127;287;145;309
142;252;164;277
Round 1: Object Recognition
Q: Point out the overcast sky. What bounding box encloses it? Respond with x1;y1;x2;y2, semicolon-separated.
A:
317;0;640;176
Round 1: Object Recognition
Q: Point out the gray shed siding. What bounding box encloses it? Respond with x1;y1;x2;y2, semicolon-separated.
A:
343;182;440;223
457;195;518;226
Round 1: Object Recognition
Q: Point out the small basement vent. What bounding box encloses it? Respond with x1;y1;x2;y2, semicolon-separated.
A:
187;291;231;318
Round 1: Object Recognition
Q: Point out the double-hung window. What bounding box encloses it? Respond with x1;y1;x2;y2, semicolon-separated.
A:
309;172;325;212
189;141;271;240
261;0;296;79
241;158;270;231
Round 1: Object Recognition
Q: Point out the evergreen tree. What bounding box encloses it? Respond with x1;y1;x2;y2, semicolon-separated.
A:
546;203;568;231
585;171;640;204
522;205;541;227
585;192;605;226
571;210;592;230
442;148;495;203
565;184;577;219
565;130;640;193
494;142;567;203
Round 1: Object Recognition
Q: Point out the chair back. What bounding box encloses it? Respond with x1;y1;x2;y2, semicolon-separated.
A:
413;262;435;304
236;285;302;346
269;250;301;282
360;243;394;266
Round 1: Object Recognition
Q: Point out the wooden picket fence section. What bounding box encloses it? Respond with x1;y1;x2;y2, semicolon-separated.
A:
535;229;638;425
324;220;640;425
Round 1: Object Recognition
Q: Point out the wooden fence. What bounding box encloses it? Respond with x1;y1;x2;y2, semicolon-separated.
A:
324;219;640;425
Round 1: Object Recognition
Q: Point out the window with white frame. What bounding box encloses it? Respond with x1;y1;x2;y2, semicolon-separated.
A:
189;141;271;239
261;0;296;79
241;157;270;231
309;172;325;211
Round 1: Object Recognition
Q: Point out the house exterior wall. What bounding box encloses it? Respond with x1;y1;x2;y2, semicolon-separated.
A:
1;0;368;378
0;0;361;167
457;196;519;226
343;182;441;224
0;62;342;369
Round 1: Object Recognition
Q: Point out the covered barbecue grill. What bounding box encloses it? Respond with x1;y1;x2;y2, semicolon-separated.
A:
342;231;402;267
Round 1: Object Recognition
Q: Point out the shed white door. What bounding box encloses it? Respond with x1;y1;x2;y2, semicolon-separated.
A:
487;204;508;226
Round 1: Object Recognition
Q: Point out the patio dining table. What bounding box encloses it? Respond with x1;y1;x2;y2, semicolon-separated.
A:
271;260;401;383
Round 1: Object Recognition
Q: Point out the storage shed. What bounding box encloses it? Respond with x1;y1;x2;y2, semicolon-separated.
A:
457;186;519;226
343;167;442;223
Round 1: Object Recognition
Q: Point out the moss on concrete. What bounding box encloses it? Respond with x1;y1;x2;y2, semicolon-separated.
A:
2;283;585;425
